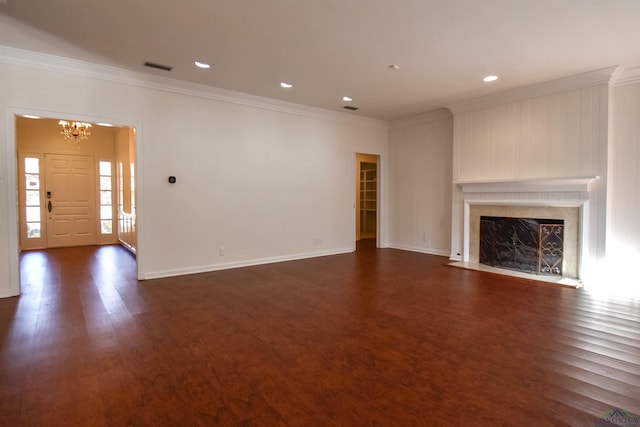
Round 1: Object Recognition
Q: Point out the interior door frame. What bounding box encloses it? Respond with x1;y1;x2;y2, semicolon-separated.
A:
354;152;382;249
6;107;145;297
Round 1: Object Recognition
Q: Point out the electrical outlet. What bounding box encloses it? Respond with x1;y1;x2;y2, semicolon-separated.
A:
422;234;428;243
218;247;224;256
313;238;322;245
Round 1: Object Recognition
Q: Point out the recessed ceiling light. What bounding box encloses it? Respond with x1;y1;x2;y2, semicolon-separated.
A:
342;96;353;102
280;82;293;88
96;122;114;127
194;61;211;69
483;75;498;82
22;115;41;119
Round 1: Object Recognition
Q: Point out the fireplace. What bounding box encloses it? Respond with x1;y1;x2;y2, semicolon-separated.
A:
454;177;599;281
468;205;578;278
450;176;599;282
479;216;564;276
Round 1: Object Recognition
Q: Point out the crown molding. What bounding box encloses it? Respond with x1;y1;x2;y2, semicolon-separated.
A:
611;66;640;87
0;45;388;130
388;108;452;130
448;66;620;114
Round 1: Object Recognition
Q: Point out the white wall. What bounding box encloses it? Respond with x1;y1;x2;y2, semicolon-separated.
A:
448;70;613;280
452;86;608;183
0;47;388;296
607;78;640;281
388;111;453;256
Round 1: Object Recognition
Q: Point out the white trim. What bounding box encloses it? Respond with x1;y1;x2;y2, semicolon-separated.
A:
387;243;450;257
389;108;452;130
447;66;619;114
4;109;20;297
612;66;640;87
133;124;144;281
456;176;599;193
449;254;462;262
0;289;17;298
0;45;387;130
142;247;354;280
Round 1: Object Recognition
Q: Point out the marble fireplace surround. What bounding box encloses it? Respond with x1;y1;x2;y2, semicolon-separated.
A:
472;206;578;277
456;177;599;281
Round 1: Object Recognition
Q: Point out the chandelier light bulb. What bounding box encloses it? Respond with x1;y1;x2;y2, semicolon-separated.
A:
59;120;92;143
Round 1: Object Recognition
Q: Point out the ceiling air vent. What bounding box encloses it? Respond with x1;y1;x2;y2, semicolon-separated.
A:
144;61;173;71
343;105;359;111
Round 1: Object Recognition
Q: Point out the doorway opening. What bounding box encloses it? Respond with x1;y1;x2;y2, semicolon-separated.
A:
356;153;378;246
13;114;138;292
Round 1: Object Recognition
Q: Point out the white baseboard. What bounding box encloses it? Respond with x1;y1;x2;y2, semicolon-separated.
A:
0;288;20;298
142;247;354;280
387;243;450;257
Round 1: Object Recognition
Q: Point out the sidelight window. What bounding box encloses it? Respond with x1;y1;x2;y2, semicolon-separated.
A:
99;161;113;234
24;157;41;238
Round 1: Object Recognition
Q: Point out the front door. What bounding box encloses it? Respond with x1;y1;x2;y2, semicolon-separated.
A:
45;154;97;247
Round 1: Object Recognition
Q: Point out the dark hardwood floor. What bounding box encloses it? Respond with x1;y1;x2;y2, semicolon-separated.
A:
1;240;639;426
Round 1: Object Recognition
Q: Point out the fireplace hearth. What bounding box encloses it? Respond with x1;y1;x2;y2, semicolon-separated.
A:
479;216;564;276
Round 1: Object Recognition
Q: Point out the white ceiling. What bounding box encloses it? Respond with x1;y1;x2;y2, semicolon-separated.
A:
1;0;640;121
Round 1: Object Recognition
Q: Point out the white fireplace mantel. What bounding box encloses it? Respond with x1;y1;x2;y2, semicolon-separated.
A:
456;176;599;194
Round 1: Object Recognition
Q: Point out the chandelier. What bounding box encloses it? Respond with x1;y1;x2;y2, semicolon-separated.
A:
59;120;92;143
